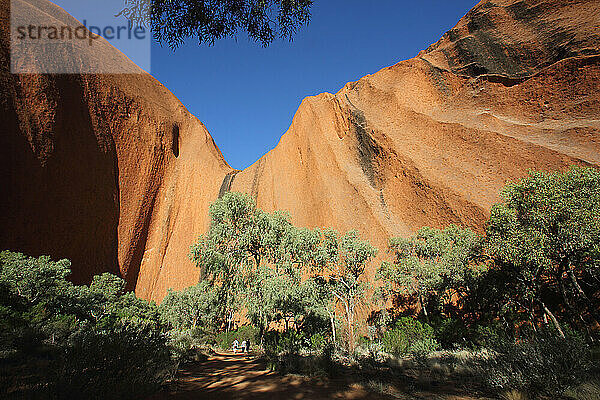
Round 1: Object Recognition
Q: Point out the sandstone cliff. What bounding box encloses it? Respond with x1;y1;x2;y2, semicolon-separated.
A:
0;0;233;300
229;0;600;269
1;0;598;301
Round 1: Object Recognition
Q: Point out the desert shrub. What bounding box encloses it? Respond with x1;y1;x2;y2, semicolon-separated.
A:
433;317;507;350
268;343;335;376
433;317;470;349
309;333;327;351
236;325;259;344
55;318;171;399
564;381;600;400
0;251;173;399
475;331;594;395
354;336;385;363
263;330;307;355
167;329;195;358
262;329;337;376
382;317;439;357
215;331;235;350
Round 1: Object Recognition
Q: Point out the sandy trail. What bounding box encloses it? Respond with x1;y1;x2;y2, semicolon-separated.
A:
147;352;388;400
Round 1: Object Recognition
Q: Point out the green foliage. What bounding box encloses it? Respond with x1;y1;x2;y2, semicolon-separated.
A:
377;225;484;320
488;167;600;275
190;192;300;331
381;317;439;357
324;230;377;350
432;317;506;350
119;0;313;49
3;166;598;397
376;167;600;353
190;193;376;353
475;332;593;395
309;333;327;351
159;281;220;331
56;317;171;398
0;251;73;312
263;329;307;355
246;266;328;342
486;167;600;337
0;251;172;399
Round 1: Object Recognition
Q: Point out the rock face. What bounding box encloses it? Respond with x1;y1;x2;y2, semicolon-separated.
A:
230;0;600;269
1;0;599;301
0;0;232;300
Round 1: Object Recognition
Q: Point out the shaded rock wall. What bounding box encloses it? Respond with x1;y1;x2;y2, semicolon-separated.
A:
0;0;232;300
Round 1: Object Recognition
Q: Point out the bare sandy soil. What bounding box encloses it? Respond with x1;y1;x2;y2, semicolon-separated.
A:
147;352;494;400
147;352;385;399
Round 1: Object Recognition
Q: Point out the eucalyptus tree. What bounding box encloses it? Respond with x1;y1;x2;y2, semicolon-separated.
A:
315;229;377;351
487;167;600;337
190;192;379;349
119;0;313;49
376;225;484;321
159;281;220;330
246;266;312;335
190;192;316;331
305;275;339;343
190;192;267;330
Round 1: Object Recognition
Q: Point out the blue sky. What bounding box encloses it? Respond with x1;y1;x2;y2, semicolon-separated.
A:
56;0;477;169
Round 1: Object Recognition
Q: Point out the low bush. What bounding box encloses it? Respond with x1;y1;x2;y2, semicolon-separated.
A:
55;318;172;399
263;329;307;355
309;333;327;351
382;317;439;357
433;317;507;350
474;331;594;396
267;344;335;376
0;251;174;399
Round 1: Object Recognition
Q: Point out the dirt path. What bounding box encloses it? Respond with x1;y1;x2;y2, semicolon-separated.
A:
147;352;388;400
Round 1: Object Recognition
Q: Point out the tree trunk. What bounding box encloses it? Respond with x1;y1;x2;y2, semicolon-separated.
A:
419;293;429;323
540;300;565;338
529;303;538;334
227;311;233;332
347;316;354;352
328;311;336;343
259;324;265;346
567;265;600;325
558;269;595;340
254;254;261;269
568;268;589;300
344;302;354;352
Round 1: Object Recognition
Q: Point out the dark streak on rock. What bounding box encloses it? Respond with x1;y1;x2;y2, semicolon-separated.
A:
349;107;378;188
218;171;239;199
422;58;451;95
250;157;266;200
379;190;390;219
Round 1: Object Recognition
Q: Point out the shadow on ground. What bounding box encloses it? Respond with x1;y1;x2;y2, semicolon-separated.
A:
147;352;388;400
147;352;495;400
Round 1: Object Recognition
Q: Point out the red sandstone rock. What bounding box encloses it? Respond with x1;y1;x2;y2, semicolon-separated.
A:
0;0;232;300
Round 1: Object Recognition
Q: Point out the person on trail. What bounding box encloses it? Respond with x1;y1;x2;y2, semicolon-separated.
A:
246;339;250;353
232;339;239;354
241;340;247;353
